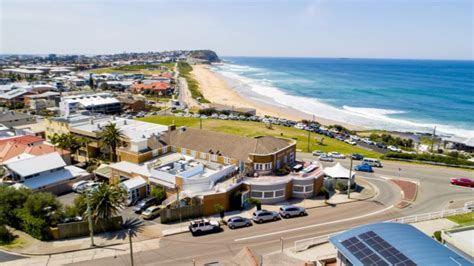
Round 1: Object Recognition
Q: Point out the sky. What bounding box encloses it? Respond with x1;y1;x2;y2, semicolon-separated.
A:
0;0;473;59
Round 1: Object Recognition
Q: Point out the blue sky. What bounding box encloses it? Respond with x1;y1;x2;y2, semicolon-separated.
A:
1;0;472;59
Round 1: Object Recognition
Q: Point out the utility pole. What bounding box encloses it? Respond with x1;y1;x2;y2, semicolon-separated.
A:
200;117;202;129
176;185;182;225
430;126;436;152
86;192;95;247
348;156;353;199
128;229;134;266
307;130;311;152
280;237;284;252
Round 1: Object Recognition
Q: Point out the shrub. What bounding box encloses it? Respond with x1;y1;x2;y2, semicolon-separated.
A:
275;165;290;176
335;181;348;192
433;231;442;242
214;204;225;220
247;198;262;210
150;186;166;203
0;225;13;244
17;210;51;241
383;152;474;166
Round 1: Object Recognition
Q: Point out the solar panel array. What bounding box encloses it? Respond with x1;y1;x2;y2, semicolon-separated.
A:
340;231;417;266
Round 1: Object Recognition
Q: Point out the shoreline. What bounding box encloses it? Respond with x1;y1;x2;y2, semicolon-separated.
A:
191;64;364;130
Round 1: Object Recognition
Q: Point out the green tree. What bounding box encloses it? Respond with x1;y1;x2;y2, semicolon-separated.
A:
99;123;124;162
0;187;31;228
20;192;64;226
85;183;126;222
50;133;81;158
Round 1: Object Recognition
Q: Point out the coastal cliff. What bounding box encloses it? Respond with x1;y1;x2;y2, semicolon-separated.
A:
189;50;220;63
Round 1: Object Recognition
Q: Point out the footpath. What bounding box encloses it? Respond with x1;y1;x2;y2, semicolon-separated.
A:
1;177;376;265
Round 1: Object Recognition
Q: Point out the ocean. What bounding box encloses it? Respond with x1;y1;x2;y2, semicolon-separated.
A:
210;57;474;139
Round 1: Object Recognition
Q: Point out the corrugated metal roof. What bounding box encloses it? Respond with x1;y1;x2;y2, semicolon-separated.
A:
329;223;471;266
5;152;66;177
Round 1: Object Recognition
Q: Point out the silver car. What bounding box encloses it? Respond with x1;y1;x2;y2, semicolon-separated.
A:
227;216;252;229
252;210;279;224
279;206;307;218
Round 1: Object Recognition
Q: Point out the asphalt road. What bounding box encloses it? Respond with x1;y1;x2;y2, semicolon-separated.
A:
297;152;474;215
0;250;25;263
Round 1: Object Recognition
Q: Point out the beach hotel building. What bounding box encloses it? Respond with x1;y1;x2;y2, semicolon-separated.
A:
59;93;121;116
45;114;325;217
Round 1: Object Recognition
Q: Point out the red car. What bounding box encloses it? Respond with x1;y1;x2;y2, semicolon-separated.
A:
450;178;474;187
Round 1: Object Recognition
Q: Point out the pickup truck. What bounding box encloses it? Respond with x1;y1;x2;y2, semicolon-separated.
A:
189;219;220;236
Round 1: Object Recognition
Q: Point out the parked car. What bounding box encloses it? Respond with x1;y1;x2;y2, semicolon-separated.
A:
141;205;163;220
328;152;346;159
133;197;159;213
227;216;252;229
354;163;374;173
312;150;324;156
189;219;220;235
344;139;357;145
72;180;89;193
387;145;402;152
76;181;99;194
450;178;474;187
351;153;364;160
279;206;307;218
252;210;279;224
319;154;334;162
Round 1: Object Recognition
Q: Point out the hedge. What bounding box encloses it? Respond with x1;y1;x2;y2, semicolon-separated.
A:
382;152;474;166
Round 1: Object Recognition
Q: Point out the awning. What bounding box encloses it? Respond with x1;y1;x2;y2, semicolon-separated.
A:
324;163;354;179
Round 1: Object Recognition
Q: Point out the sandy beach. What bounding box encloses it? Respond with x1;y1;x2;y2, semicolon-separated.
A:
191;64;362;130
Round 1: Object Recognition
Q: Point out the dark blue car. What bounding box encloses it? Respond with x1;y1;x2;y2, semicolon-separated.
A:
354;163;374;172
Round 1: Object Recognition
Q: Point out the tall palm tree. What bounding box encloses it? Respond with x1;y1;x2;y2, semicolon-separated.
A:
99;123;124;162
89;183;126;222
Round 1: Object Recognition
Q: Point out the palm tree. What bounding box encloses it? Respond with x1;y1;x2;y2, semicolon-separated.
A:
87;183;126;222
50;133;81;160
99;123;124;162
78;137;92;163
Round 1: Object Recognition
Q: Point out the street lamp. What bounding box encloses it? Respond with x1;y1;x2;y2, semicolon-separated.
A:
347;156;353;199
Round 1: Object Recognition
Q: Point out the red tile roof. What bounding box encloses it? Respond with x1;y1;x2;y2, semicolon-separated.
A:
0;135;43;145
131;82;170;92
0;142;69;163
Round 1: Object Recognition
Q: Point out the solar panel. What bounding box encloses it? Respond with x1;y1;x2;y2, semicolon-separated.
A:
359;231;416;266
341;237;389;266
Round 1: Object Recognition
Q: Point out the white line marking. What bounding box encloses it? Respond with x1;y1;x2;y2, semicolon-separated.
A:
234;204;394;242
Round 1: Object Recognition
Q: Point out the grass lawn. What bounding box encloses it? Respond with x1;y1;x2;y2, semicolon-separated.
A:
90;63;175;76
447;212;474;226
0;237;27;251
138;116;382;158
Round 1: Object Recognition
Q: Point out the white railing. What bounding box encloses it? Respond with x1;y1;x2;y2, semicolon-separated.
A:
387;207;470;224
293;206;472;253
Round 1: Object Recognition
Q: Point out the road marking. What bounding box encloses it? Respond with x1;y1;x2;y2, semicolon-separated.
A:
234;204;394;242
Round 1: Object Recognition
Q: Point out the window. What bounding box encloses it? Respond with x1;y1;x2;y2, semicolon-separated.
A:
264;191;274;198
251;190;285;199
181;148;187;155
224;157;230;165
210;154;217;161
171;146;176;152
152;149;159;157
191;150;196;158
200;152;207;159
161;146;167;154
289;152;295;162
305;185;313;192
254;162;272;171
293;186;304;192
275;190;284;197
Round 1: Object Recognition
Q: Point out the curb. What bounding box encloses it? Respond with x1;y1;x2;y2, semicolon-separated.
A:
1;241;126;257
162;229;189;237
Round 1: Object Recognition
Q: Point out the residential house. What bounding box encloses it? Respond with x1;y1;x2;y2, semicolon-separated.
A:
0;140;71;164
0;111;36;128
2;153;89;195
117;96;146;113
130;82;172;95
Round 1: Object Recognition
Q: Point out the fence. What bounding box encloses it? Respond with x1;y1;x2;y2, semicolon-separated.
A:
51;216;123;240
387;207;470;224
160;204;204;224
293;206;472;252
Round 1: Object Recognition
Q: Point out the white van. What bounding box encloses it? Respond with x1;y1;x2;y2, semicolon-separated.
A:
363;158;383;167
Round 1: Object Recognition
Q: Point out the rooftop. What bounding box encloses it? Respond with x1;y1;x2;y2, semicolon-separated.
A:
4;152;67;177
70;116;168;141
329;222;471;266
62;93;120;108
0;111;35;123
157;127;294;161
0;141;68;163
0;135;43;145
23;165;88;190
